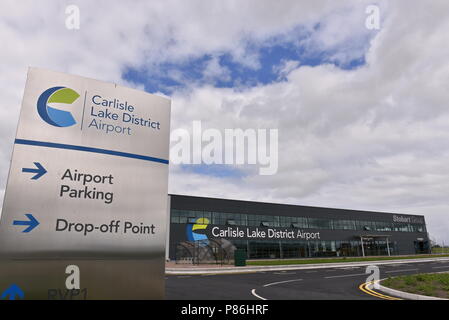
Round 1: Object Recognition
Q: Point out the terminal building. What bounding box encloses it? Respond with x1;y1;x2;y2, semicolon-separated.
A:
166;194;430;262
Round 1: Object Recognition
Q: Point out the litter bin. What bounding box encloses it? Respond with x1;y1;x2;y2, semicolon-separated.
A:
234;249;246;267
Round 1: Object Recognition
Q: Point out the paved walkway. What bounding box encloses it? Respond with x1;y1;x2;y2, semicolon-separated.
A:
166;261;226;269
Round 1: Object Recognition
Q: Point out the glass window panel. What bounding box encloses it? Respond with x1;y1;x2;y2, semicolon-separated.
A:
187;217;197;224
308;218;332;229
203;211;211;220
211;212;218;225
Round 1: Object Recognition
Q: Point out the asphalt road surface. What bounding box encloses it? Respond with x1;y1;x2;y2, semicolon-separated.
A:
166;259;449;300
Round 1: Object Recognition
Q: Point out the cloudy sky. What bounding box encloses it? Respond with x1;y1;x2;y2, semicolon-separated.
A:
1;1;448;244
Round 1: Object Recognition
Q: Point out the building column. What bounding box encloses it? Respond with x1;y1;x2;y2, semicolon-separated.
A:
360;236;365;257
165;195;171;261
386;237;391;256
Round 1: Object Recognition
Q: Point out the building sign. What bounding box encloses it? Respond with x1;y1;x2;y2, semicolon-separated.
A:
210;226;321;240
181;219;329;242
0;68;171;299
393;215;424;224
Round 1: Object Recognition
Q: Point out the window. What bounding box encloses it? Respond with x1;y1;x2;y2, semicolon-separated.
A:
333;220;356;230
415;225;425;233
203;211;211;221
308;218;332;229
376;221;393;232
394;223;409;232
211;212;219;225
241;214;248;226
356;220;375;231
187;217;197;224
292;217;308;228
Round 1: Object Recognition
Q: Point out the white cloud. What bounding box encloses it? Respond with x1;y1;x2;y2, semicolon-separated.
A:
202;56;231;83
273;59;300;79
1;0;449;245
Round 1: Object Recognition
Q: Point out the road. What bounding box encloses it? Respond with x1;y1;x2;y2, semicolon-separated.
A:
166;259;449;300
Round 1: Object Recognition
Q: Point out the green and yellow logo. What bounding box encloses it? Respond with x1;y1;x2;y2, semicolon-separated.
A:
37;86;80;127
186;218;209;241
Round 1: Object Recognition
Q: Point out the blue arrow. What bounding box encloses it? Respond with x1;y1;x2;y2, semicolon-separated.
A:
1;284;24;300
13;214;39;233
22;162;47;180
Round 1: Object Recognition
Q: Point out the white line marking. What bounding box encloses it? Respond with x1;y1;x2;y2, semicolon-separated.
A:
306;271;317;273
432;266;449;269
325;273;367;279
263;278;303;287
273;272;296;275
385;269;418;273
177;276;192;278
251;289;267;300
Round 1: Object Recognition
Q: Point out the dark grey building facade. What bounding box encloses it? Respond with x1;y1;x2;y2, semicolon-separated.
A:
167;194;429;261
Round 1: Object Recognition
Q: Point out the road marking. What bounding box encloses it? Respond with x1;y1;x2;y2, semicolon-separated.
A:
251;289;267;300
263;278;303;287
432;266;449;269
273;272;296;275
177;275;192;278
359;281;402;300
306;270;317;273
325;273;367;279
385;269;418;274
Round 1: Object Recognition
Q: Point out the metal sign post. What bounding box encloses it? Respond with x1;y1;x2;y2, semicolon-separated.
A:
0;68;171;300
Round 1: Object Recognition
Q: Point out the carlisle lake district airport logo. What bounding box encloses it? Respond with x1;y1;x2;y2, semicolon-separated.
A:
186;218;209;242
37;86;80;127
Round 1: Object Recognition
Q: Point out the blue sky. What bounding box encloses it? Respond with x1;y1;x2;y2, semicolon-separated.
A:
123;24;369;96
180;164;248;179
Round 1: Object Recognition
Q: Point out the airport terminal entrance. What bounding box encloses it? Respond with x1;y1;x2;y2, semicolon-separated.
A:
414;240;429;254
359;235;393;256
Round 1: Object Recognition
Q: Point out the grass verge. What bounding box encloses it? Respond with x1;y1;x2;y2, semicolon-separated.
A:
247;254;449;266
432;248;449;254
382;273;449;299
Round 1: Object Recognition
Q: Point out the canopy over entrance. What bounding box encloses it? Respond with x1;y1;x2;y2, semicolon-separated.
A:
357;235;392;257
